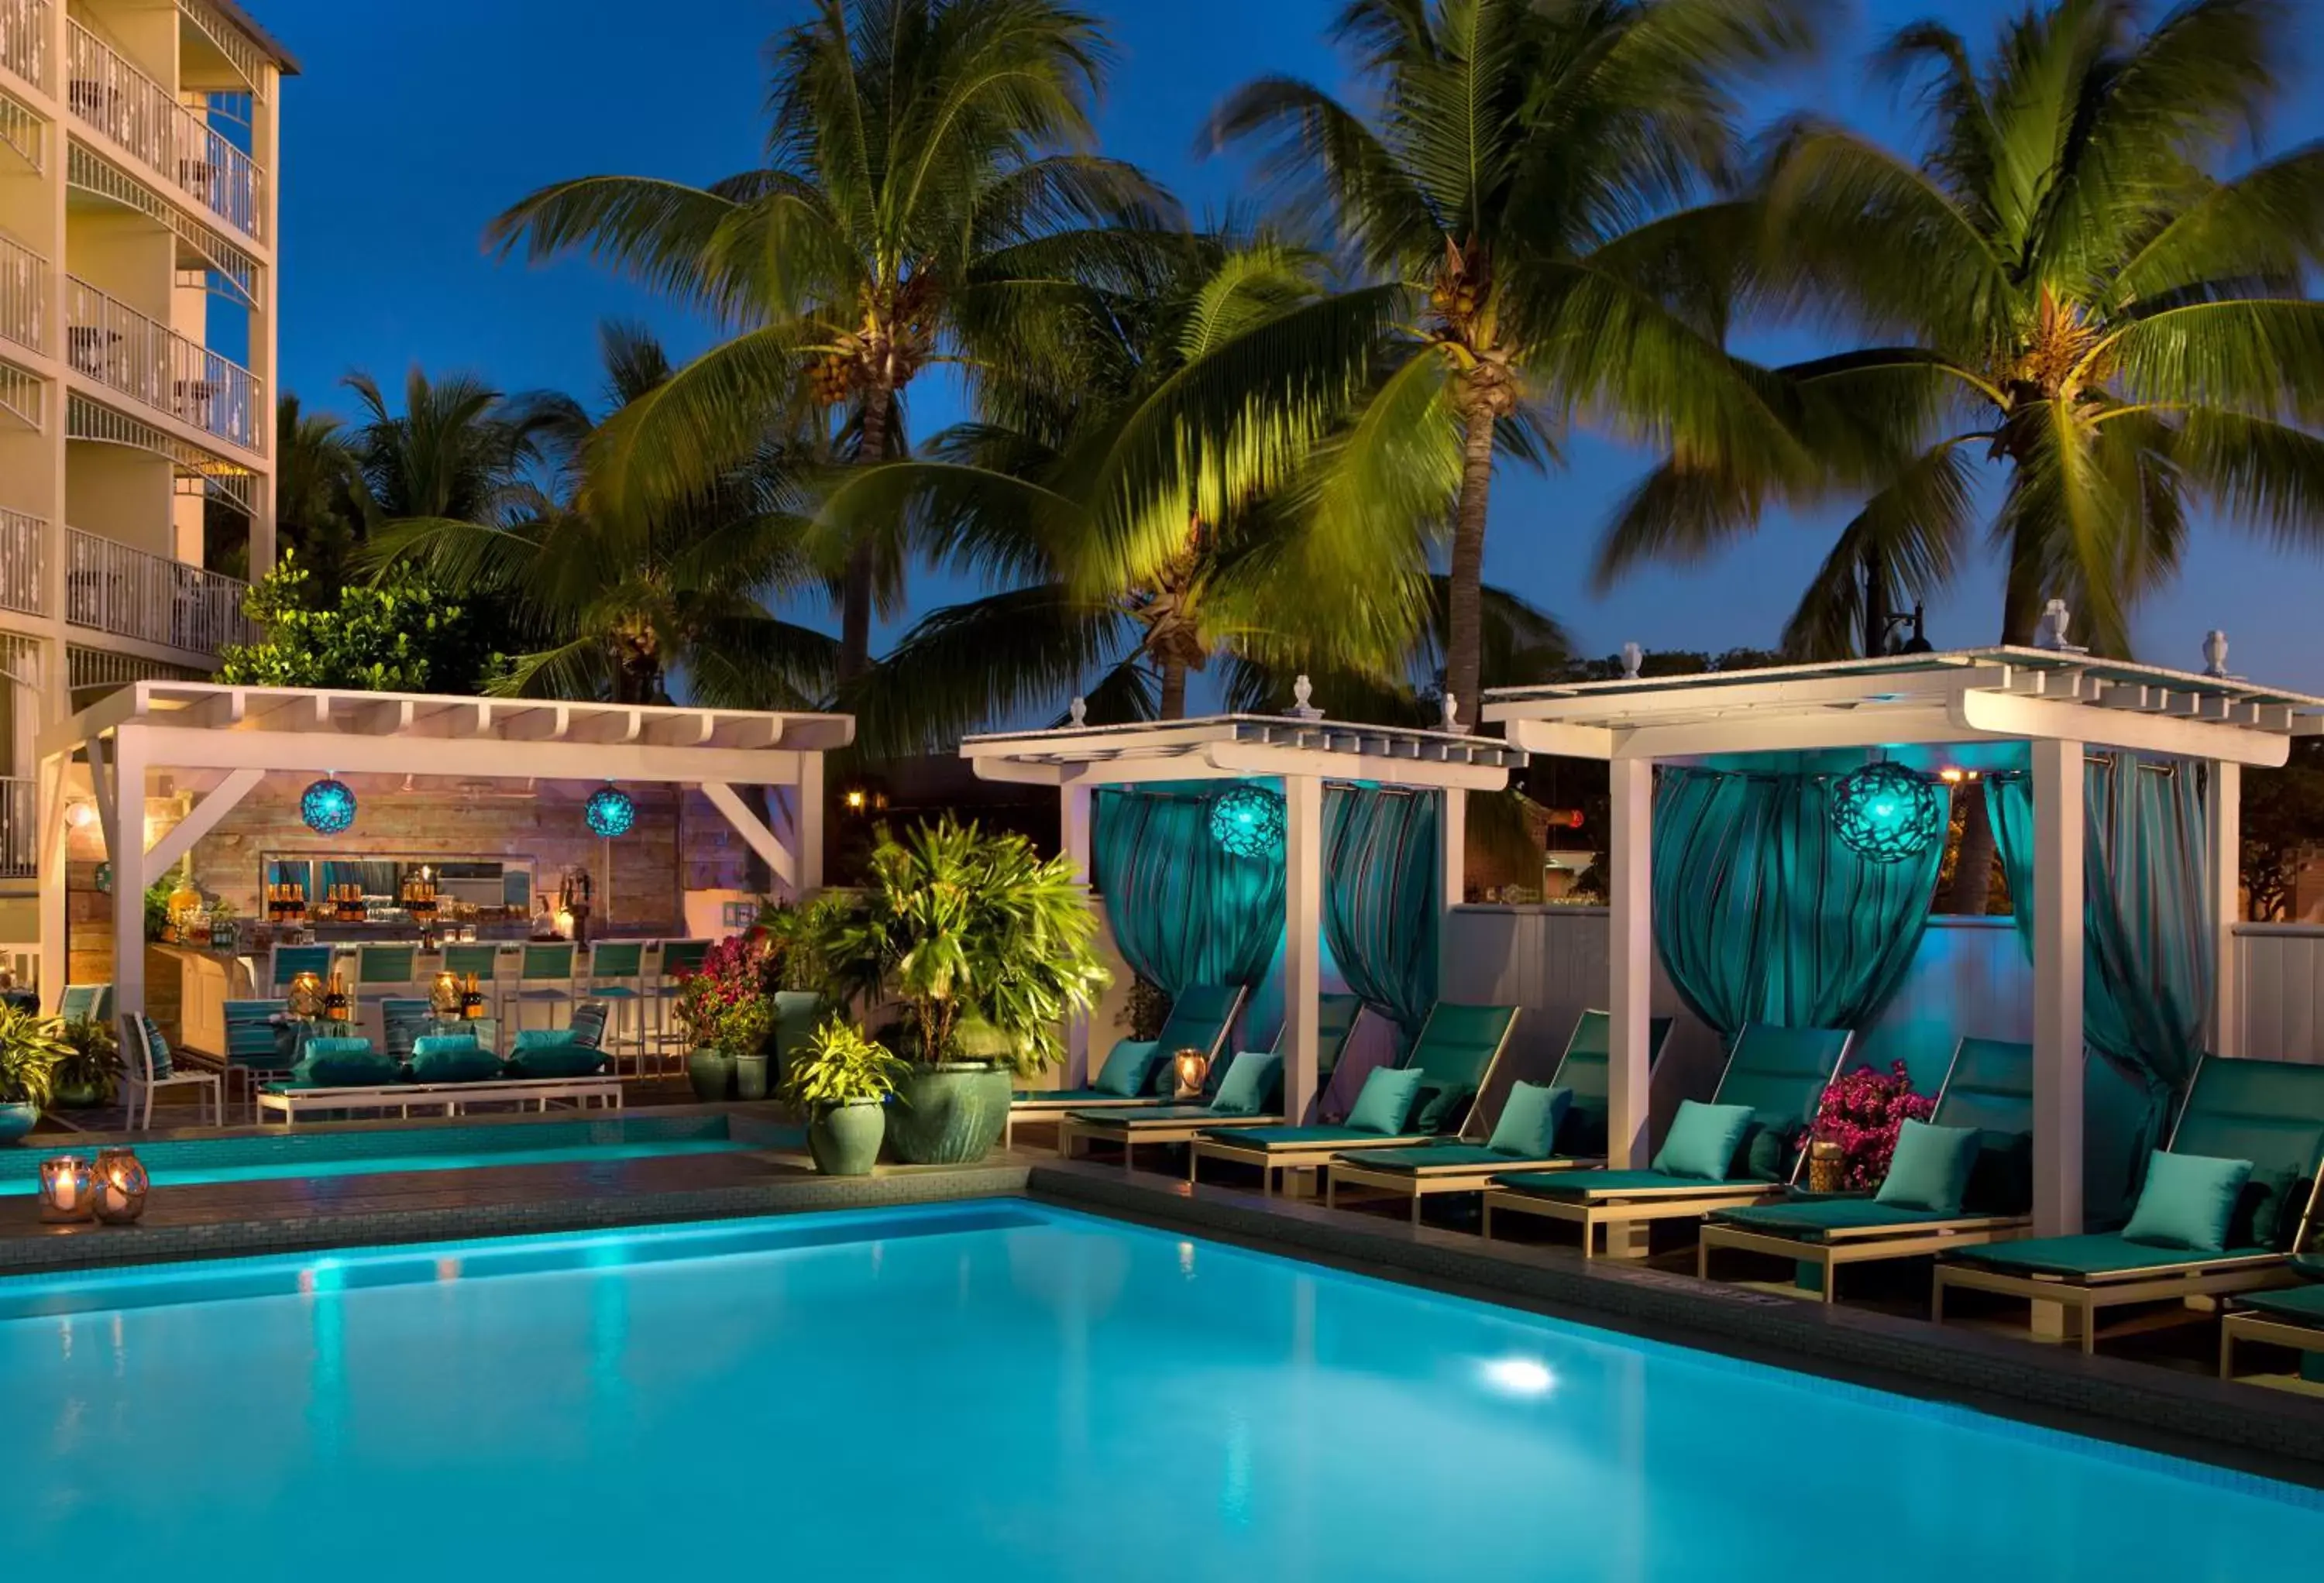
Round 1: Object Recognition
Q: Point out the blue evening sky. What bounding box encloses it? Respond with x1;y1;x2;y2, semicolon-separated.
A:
270;0;2324;689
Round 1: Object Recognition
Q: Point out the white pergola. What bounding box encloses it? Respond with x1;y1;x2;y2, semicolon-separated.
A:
36;682;855;1018
1483;643;2324;1237
961;711;1524;1121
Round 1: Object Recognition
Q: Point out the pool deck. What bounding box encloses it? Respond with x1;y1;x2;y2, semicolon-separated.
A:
3;1117;2319;1489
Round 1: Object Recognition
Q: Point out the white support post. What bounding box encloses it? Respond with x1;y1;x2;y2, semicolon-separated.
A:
36;752;65;1012
1281;774;1323;1126
1060;783;1094;1087
1607;757;1654;1171
2208;760;2243;1059
796;754;824;897
110;726;148;1023
2031;737;2085;1239
1439;786;1466;921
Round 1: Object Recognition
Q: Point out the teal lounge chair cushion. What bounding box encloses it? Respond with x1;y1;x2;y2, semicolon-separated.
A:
1711;1198;1963;1239
1210;1052;1281;1117
1410;1080;1473;1135
1080;1104;1237;1126
507;1030;604;1079
2236;1283;2324;1324
1877;1119;1982;1216
1494;1168;1730;1197
1093;1039;1161;1098
1653;1100;1752;1181
2122;1150;2253;1253
1951;1232;2273;1279
293;1038;401;1088
1200;1125;1383;1149
1341;1143;1531;1172
1016;1088;1122;1104
408;1035;504;1083
1346;1066;1425;1135
1488;1083;1572;1159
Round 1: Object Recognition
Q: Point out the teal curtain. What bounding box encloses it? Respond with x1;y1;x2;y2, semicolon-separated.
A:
1987;757;2212;1214
1322;786;1441;1043
1092;787;1285;995
1652;767;1948;1037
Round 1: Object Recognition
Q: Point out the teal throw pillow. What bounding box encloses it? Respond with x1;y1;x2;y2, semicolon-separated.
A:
2228;1165;2302;1252
1410;1081;1476;1135
1651;1100;1755;1182
408;1035;504;1083
1093;1039;1161;1098
138;1015;174;1079
1738;1120;1795;1182
1875;1119;1983;1215
1346;1066;1426;1135
508;1029;606;1079
1208;1052;1281;1116
1487;1083;1573;1159
2122;1150;2254;1253
296;1038;401;1088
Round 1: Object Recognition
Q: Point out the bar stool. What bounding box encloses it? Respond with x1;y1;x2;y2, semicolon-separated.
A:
582;941;647;1071
649;939;710;1056
57;983;113;1025
352;944;417;1047
266;943;335;995
504;943;576;1039
222;998;294;1116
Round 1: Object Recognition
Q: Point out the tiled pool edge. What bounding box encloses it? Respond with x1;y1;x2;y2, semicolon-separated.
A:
1026;1163;2324;1489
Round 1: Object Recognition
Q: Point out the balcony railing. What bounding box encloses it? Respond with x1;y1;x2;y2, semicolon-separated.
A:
0;508;45;616
66;275;263;454
65;527;254;656
0;778;31;879
0;0;45;90
0;228;40;353
65;20;262;240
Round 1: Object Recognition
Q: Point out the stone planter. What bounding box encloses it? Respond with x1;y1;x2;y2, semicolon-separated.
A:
886;1063;1010;1165
686;1048;734;1104
808;1099;885;1176
734;1052;771;1103
50;1081;105;1112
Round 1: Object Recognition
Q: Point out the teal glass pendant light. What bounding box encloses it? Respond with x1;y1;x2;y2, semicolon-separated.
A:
1208;785;1285;858
1831;761;1941;864
301;778;357;835
585;785;637;838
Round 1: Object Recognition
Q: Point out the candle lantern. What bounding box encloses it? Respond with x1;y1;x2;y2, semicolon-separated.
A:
429;970;464;1019
37;1154;94;1223
1173;1048;1210;1098
287;970;325;1022
1807;1139;1847;1196
91;1149;149;1224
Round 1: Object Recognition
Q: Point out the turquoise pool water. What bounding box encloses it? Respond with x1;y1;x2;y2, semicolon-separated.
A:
0;1137;751;1191
4;1204;2317;1581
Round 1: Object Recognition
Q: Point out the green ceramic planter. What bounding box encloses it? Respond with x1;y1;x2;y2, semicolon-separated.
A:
0;1101;35;1144
50;1082;105;1112
734;1052;770;1102
808;1100;885;1176
887;1063;1011;1165
686;1048;734;1104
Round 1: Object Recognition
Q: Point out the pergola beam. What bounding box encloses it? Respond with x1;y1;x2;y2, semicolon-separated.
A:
700;781;796;897
143;768;263;877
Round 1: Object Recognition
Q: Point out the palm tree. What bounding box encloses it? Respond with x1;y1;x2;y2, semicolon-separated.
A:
1597;0;2324;901
483;0;1172;687
372;323;837;709
343;367;553;531
1206;0;1819;726
272;394;366;595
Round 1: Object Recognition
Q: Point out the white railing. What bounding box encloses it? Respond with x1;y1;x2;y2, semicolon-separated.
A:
0;507;45;616
0;227;40;353
0;779;30;879
66;275;262;454
0;0;44;90
64;527;255;655
65;20;262;239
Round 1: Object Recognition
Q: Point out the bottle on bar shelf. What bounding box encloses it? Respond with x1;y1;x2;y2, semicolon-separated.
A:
461;972;485;1021
324;970;350;1024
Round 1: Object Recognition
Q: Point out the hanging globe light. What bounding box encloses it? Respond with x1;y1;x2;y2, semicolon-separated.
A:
1208;785;1285;858
1831;761;1941;864
584;785;637;838
301;778;357;835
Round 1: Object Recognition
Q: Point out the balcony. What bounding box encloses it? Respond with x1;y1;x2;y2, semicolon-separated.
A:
66;275;262;455
0;507;45;616
66;527;254;657
0;228;40;355
0;0;44;91
65;20;262;240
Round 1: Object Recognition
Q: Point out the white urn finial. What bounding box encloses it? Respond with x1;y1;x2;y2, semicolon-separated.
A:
1439;692;1460;730
1067;695;1087;727
2203;629;2232;678
1288;675;1324;720
2034;599;2086;654
1621;641;1644;680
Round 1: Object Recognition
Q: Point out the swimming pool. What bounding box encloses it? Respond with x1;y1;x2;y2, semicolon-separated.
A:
4;1203;2315;1581
0;1114;787;1193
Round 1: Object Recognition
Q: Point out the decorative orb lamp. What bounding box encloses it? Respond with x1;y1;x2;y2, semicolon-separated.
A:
301;777;357;835
1173;1048;1210;1098
584;785;636;838
1208;785;1285;859
37;1155;94;1224
91;1149;149;1225
1831;761;1942;864
287;970;326;1022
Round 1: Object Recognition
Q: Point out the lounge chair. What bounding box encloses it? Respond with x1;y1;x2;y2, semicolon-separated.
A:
1324;1009;1673;1224
1186;1003;1521;1195
1934;1054;2324;1355
1006;984;1246;1147
1697;1036;2037;1301
1055;994;1367;1168
1480;1022;1852;1258
2219;1262;2324;1386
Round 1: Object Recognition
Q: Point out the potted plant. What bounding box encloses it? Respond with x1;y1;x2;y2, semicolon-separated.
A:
813;816;1109;1164
50;1018;120;1111
1807;1060;1934;1192
674;929;786;1101
0;1004;70;1143
779;1016;909;1175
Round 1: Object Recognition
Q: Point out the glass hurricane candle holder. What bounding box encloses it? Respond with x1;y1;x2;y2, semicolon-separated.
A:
91;1149;148;1224
429;970;464;1019
1807;1139;1847;1196
38;1154;94;1223
287;970;326;1022
1173;1049;1209;1099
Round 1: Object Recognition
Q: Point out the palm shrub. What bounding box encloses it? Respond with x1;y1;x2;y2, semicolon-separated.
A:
0;1007;72;1111
53;1019;120;1107
779;1017;911;1111
812;816;1109;1077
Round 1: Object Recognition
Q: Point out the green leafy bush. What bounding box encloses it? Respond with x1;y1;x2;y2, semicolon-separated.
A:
779;1017;909;1111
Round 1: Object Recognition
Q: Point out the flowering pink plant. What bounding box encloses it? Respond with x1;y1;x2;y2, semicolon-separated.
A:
675;928;786;1056
1809;1060;1934;1190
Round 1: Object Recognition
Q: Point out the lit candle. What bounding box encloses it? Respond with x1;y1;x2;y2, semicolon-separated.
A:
39;1154;94;1223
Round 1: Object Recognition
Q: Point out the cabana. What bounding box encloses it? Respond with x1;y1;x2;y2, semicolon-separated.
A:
961;692;1522;1130
35;682;854;1023
1482;631;2322;1280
